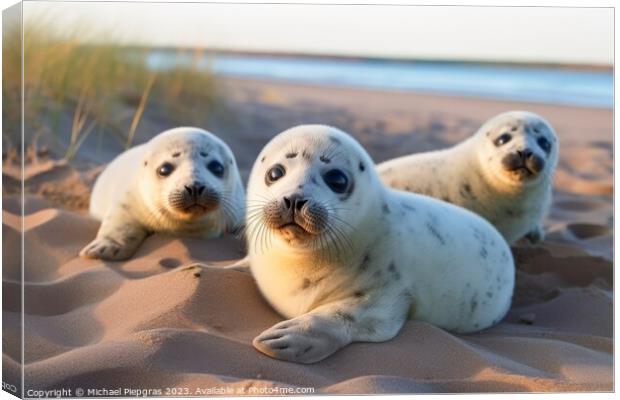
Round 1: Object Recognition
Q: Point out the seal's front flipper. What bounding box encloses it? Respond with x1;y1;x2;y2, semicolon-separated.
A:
253;294;407;364
253;314;350;364
80;208;147;261
79;235;140;261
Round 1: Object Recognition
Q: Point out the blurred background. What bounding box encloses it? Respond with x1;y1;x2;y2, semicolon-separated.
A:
4;2;612;160
2;3;614;258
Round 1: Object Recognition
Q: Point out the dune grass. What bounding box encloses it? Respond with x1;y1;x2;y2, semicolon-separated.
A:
3;19;222;161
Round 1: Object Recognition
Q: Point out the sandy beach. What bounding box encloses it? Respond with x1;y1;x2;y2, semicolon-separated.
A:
2;77;613;394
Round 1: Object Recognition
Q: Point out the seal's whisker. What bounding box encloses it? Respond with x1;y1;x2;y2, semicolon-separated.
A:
326;219;355;255
259;223;270;255
329;213;356;232
217;196;237;232
245;211;269;254
248;192;272;202
246;204;269;211
324;204;353;212
323;226;344;260
323;228;340;262
245;211;267;225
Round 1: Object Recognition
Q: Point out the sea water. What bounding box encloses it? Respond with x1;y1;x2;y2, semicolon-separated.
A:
146;51;613;109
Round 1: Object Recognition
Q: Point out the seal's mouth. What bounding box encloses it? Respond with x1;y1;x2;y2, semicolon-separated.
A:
249;198;354;253
501;152;545;181
506;165;535;179
273;220;322;246
168;187;220;217
277;222;312;236
181;203;209;214
260;198;328;241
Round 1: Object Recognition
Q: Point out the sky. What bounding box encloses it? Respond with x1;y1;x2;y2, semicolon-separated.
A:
24;1;614;65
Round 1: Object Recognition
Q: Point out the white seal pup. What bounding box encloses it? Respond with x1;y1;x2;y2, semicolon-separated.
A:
377;111;558;244
80;127;245;260
245;125;514;364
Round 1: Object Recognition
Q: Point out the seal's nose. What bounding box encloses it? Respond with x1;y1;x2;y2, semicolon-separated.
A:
185;183;206;196
283;194;308;213
517;148;533;161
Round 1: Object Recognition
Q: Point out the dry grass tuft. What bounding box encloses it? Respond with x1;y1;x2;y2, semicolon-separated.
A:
3;18;223;161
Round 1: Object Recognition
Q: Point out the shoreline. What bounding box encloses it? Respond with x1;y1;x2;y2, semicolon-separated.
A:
140;46;614;72
220;74;613;111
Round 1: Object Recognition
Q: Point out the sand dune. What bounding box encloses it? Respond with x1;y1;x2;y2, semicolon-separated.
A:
3;79;613;394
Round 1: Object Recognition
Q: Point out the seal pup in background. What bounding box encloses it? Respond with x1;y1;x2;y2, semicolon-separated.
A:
80;127;245;261
378;111;558;244
245;125;514;364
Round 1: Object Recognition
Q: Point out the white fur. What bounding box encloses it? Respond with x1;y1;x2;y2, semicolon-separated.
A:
378;111;559;244
90;145;142;220
81;127;245;260
246;125;515;364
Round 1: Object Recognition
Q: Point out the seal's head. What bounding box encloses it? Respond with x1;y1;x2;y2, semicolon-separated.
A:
138;127;244;227
476;111;558;188
246;125;380;252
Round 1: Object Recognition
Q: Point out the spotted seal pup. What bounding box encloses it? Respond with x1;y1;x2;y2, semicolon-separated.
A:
80;127;245;260
242;124;514;363
378;111;558;244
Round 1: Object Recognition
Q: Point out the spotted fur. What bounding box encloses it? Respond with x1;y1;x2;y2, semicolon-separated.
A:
377;111;558;244
81;127;245;261
245;125;515;364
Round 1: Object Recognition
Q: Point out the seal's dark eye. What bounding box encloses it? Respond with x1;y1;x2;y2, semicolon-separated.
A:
323;169;349;194
537;137;552;154
157;162;175;177
265;164;285;185
207;160;225;178
494;133;512;146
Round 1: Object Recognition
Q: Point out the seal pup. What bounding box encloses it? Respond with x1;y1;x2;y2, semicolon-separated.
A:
80;127;245;260
378;111;558;244
245;125;514;363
